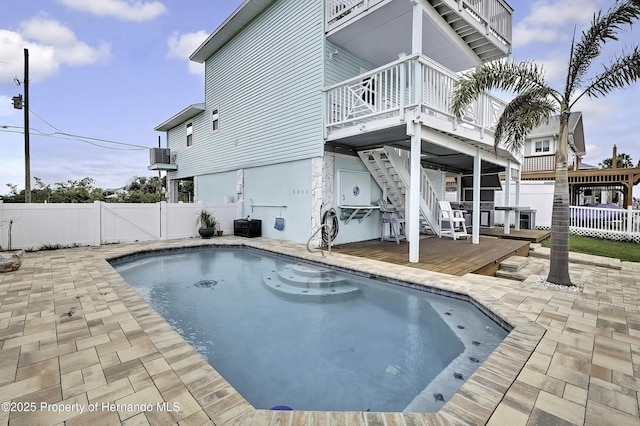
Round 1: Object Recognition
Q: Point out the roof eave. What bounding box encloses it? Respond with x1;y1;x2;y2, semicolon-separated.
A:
155;103;206;131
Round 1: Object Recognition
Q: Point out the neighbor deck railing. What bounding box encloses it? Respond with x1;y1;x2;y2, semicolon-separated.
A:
325;54;506;138
523;154;556;173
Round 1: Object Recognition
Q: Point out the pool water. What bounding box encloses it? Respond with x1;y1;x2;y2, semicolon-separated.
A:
111;247;508;412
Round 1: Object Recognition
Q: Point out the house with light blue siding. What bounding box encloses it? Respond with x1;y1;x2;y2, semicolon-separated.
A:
153;0;517;262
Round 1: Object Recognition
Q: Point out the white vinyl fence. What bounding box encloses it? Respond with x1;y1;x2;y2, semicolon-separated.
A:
569;205;640;243
0;201;241;250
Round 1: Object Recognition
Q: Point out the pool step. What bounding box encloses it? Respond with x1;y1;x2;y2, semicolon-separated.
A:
263;263;359;296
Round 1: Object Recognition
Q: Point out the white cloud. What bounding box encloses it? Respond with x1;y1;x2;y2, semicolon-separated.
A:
58;0;166;22
167;31;208;75
0;96;16;117
0;17;110;84
513;0;600;47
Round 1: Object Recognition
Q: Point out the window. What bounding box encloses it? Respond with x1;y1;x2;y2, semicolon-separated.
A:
211;108;219;132
186;122;193;147
535;139;550;153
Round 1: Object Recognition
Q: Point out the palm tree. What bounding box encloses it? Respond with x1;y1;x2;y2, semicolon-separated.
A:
451;0;640;286
599;152;634;168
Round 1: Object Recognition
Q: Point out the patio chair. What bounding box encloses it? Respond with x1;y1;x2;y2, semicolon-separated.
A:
439;200;469;240
378;199;406;244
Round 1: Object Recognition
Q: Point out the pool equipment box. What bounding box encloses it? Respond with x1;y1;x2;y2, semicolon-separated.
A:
234;219;262;238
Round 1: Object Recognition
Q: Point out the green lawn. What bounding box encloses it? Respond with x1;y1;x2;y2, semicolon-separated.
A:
541;235;640;262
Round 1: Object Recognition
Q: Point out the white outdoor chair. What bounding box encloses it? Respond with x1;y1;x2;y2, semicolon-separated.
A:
439;201;469;240
378;199;406;244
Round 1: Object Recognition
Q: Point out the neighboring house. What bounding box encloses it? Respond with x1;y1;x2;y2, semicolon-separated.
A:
496;112;640;227
152;0;516;262
521;112;586;174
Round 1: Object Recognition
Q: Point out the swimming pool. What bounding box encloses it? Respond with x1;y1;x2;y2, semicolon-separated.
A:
111;246;508;413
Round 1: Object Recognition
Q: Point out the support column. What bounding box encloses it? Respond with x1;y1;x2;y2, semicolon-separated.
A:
472;147;481;244
515;174;521;231
411;1;422;54
504;161;511;235
409;119;421;262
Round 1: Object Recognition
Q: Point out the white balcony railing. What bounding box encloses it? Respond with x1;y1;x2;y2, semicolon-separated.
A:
463;0;512;44
326;0;512;46
325;54;506;139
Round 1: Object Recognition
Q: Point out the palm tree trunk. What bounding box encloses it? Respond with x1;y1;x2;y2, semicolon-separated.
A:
547;113;573;286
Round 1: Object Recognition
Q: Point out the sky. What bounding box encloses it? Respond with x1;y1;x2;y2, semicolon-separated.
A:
1;0;639;195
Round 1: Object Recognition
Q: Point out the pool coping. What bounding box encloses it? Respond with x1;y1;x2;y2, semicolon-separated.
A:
99;237;545;425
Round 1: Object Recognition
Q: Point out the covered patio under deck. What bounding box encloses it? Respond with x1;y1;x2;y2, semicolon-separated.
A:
327;117;525;263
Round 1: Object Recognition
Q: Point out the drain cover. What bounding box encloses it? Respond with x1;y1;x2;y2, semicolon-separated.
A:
194;280;217;288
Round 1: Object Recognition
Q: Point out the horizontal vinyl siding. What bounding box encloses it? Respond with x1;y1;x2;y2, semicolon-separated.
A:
166;113;207;180
325;41;375;86
177;0;324;178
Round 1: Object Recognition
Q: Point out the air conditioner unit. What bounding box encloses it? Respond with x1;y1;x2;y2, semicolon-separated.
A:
150;148;171;165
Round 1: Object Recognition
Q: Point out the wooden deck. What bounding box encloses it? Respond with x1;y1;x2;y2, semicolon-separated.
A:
331;236;530;276
479;227;550;243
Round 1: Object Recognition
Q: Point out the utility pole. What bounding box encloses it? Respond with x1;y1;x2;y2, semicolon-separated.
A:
24;48;31;203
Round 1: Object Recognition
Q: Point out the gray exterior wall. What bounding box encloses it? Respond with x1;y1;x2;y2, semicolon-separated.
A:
242;159;313;242
166;113;207;181
195;170;237;203
169;0;325;181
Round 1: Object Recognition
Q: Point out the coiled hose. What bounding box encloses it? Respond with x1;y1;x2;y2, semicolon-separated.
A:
321;208;339;247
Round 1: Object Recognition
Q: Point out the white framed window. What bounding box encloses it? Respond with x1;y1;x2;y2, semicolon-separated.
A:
535;139;550;153
186;122;193;147
211;108;219;132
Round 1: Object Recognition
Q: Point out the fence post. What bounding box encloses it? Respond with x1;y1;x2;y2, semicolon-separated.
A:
160;201;168;240
627;206;633;236
0;200;4;248
93;201;102;246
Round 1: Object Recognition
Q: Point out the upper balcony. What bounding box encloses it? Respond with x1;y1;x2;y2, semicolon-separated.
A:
326;0;512;71
324;53;521;165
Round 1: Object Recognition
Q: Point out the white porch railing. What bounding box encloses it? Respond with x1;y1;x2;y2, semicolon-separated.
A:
325;54;506;137
326;0;512;45
463;0;512;44
326;0;385;29
326;55;409;130
570;206;640;243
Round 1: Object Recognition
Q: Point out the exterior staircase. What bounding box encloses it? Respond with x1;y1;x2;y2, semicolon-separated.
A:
426;0;511;62
358;146;441;236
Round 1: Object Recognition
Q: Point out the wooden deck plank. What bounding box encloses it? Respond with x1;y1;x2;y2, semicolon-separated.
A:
332;236;530;276
478;227;550;243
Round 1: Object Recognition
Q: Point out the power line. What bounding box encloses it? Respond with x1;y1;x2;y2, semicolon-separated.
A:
29;108;151;150
0;117;151;151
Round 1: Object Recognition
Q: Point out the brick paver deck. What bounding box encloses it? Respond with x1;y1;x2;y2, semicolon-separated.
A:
1;237;639;425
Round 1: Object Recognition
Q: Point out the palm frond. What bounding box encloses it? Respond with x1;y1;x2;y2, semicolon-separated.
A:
577;47;640;101
493;88;557;153
567;0;640;97
451;60;550;119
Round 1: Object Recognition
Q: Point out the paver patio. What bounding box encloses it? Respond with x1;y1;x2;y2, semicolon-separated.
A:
0;236;639;425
